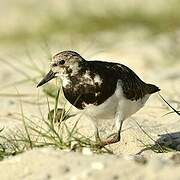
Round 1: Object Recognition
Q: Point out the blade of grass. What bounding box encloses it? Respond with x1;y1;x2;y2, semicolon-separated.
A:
135;120;164;152
16;88;33;149
159;93;180;116
0;58;33;81
24;48;45;75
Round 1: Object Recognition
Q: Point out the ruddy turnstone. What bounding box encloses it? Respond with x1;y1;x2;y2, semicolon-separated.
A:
37;51;160;146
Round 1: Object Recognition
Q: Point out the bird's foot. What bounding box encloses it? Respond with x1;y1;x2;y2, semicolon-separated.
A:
104;133;121;145
93;133;121;148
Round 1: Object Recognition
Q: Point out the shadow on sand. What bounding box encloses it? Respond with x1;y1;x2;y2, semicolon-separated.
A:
137;131;180;154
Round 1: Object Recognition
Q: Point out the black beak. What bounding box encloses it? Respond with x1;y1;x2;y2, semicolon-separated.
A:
37;70;56;87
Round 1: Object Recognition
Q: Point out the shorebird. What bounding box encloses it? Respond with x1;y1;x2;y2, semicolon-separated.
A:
37;51;160;146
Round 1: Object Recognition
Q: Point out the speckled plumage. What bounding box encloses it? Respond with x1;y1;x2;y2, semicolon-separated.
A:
60;60;159;109
37;50;160;146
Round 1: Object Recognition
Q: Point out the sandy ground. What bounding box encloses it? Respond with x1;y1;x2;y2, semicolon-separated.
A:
0;32;180;179
1;148;180;180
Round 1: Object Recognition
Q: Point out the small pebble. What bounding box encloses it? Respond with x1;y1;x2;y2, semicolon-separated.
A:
82;147;93;155
171;153;180;164
134;155;148;165
91;161;104;170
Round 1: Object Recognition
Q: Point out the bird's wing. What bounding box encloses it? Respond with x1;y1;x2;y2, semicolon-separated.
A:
88;60;159;102
97;62;151;101
116;64;148;100
110;63;160;100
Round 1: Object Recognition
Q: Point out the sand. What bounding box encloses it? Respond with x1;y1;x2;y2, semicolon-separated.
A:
0;11;180;179
0;44;180;179
1;148;180;180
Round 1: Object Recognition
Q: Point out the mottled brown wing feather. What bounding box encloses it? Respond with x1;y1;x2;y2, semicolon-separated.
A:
112;63;160;100
63;60;160;110
92;61;160;101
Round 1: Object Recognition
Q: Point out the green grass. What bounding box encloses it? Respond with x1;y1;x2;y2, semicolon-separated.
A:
0;55;113;160
0;48;179;160
136;93;180;154
0;87;113;160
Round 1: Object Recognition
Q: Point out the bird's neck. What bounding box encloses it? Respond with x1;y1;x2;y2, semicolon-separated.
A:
61;61;88;88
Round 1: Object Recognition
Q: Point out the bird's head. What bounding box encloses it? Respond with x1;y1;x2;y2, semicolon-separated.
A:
37;50;85;87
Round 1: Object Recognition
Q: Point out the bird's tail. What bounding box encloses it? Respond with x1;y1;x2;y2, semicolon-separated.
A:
146;83;160;94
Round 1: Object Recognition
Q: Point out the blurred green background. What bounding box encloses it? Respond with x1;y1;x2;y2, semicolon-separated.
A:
1;0;180;40
1;0;180;55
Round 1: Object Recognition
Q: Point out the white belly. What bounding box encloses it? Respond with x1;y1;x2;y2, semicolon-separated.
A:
83;92;119;119
82;81;150;120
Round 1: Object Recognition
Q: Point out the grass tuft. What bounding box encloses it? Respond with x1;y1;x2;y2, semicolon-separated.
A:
136;94;180;154
0;86;112;160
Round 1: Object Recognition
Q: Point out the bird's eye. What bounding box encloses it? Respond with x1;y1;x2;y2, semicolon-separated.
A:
59;60;65;65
